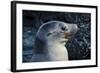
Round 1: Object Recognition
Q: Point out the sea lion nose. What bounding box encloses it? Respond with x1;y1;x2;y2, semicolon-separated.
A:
70;24;78;34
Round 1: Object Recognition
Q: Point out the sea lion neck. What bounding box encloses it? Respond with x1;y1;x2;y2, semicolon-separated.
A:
46;42;68;61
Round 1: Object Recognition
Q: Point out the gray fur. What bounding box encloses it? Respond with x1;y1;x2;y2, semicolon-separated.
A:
30;21;78;62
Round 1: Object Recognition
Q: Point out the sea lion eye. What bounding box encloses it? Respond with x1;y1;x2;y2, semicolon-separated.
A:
61;27;66;31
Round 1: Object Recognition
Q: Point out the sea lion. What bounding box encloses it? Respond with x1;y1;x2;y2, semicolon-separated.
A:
30;21;78;62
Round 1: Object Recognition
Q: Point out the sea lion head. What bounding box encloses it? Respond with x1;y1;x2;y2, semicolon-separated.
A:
36;21;78;44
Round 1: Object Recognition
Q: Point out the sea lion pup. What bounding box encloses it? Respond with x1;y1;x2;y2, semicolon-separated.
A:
30;21;78;62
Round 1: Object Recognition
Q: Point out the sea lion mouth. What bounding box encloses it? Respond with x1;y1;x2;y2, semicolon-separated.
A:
60;39;68;43
64;33;73;39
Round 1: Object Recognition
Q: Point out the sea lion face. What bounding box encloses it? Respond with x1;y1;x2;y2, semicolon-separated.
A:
36;21;78;44
58;22;78;39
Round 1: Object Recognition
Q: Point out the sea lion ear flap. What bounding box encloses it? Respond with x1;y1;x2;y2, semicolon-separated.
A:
47;32;52;36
